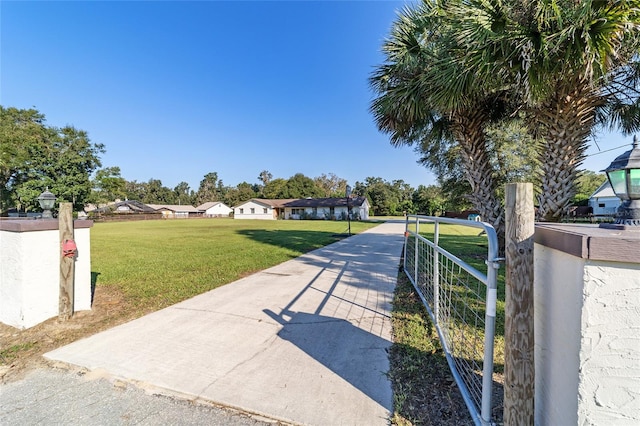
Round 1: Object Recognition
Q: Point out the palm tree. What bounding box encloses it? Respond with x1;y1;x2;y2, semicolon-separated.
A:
369;2;510;241
597;59;640;134
445;0;640;221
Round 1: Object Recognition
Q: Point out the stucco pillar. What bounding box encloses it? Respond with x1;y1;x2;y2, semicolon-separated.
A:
534;224;640;425
0;219;93;329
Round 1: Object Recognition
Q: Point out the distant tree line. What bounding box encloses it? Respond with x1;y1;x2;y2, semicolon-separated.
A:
1;105;605;218
91;166;473;217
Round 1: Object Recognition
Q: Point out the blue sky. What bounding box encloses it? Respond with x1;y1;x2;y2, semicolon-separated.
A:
1;1;634;193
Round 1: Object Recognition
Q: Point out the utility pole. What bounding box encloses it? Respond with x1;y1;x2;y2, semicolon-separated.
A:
346;185;352;236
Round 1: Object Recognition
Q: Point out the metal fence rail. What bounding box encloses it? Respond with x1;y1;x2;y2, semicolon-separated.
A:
403;215;501;426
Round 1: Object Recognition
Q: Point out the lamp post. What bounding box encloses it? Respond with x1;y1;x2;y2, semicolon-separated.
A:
37;189;56;219
600;135;640;229
346;184;352;236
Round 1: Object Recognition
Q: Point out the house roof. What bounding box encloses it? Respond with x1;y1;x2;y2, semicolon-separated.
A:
92;200;157;213
589;181;617;199
284;196;368;208
234;199;298;209
147;204;200;213
196;201;230;210
234;197;368;209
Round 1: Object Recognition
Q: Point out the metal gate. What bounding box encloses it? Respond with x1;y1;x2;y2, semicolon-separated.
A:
403;215;501;426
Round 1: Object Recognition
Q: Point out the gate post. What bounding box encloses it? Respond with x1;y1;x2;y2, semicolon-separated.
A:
59;202;75;320
504;183;535;424
414;218;419;286
433;220;440;323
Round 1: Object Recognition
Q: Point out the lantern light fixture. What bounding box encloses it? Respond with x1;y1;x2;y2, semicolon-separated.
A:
37;188;56;219
600;136;640;229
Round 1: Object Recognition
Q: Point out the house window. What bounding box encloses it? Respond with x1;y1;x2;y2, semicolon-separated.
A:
292;208;304;215
599;203;605;208
250;208;255;214
239;208;244;214
263;208;268;214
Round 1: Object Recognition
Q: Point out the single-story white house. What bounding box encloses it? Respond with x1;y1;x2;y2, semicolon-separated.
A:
233;197;370;220
588;181;620;216
147;204;201;218
196;201;233;217
233;199;297;220
285;197;370;220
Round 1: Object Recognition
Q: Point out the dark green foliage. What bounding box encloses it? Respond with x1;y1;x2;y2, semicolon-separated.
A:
573;170;607;204
314;172;348;197
1;106;104;213
223;181;258;207
174;181;195;206
281;173;324;199
90;167;127;204
194;172;223;205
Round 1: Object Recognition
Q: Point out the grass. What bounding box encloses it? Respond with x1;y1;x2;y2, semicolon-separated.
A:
428;224;506;373
91;218;379;310
390;223;506;425
0;343;36;364
413;223;506;334
390;270;474;425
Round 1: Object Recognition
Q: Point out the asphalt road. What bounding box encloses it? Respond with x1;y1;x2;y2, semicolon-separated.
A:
0;367;276;425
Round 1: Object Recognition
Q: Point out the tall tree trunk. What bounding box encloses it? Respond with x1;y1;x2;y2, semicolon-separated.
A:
450;109;505;251
534;79;601;221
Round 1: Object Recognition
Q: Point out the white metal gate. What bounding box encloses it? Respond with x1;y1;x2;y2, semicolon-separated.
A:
403;215;501;426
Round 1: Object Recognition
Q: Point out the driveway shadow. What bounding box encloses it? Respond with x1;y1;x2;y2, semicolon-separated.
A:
263;308;391;409
261;255;393;409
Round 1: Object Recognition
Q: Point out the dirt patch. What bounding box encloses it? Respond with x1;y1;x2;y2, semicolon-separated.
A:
0;285;145;384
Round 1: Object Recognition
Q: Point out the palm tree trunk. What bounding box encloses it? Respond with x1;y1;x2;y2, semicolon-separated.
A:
534;80;601;221
450;109;505;250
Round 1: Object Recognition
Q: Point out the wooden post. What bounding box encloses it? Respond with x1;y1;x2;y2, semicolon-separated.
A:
504;183;535;425
59;202;74;320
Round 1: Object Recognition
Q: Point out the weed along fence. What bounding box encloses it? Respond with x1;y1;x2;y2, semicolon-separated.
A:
402;183;638;425
403;214;502;426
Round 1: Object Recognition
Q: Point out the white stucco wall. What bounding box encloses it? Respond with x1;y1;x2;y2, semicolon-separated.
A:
285;206;368;220
534;245;584;425
234;201;274;220
356;204;369;220
285;207;345;220
205;204;232;217
0;225;92;329
589;197;620;216
534;244;640;425
579;261;640;425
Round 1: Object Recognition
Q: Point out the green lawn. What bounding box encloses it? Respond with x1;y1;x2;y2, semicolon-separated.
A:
418;224;506;317
91;218;379;310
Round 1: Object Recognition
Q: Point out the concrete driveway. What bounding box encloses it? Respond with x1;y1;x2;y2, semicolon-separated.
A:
45;221;407;425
